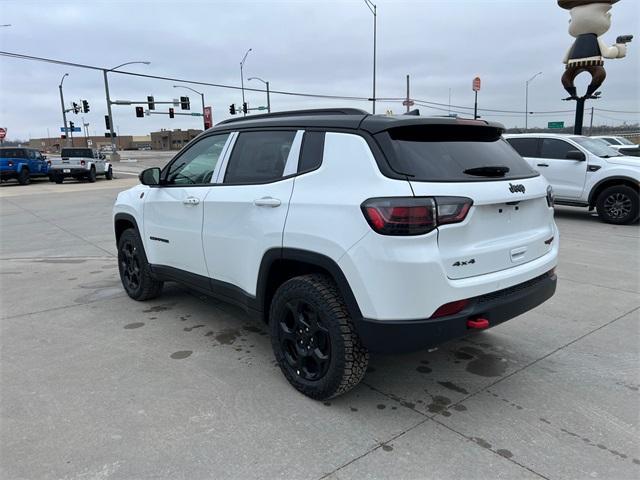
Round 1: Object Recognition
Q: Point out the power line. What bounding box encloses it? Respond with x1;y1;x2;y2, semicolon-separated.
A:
594;108;640;114
0;51;371;101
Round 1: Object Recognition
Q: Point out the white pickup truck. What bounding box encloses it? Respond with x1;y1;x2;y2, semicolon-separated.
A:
49;148;113;184
504;133;639;224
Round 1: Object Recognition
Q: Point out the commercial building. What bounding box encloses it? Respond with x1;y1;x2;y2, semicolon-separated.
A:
150;129;202;151
29;135;134;152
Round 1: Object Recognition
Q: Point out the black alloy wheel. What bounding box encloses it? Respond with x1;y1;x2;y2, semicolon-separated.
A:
119;236;141;293
278;299;331;381
596;185;639;225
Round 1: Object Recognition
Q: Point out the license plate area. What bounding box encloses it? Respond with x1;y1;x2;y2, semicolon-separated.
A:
63;169;71;173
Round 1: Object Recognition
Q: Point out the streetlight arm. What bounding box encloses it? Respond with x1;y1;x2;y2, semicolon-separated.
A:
173;85;203;96
108;61;151;72
247;76;267;85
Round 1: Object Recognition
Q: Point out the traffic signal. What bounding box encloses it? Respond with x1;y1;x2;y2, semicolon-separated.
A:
169;107;175;119
242;102;248;114
147;96;155;110
69;121;75;130
82;100;90;113
180;96;190;110
229;104;236;115
135;106;144;118
104;115;111;130
72;102;80;114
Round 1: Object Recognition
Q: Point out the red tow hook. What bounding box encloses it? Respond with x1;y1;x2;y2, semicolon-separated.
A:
467;318;489;329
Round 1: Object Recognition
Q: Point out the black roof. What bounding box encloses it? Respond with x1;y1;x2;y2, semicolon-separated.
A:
210;108;504;134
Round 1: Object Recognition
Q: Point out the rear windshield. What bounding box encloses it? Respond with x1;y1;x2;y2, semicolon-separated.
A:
61;149;93;158
376;125;538;182
0;148;26;158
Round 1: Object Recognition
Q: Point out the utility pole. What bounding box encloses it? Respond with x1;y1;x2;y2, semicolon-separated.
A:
589;106;594;135
405;75;410;113
448;88;451;115
364;0;377;114
474;91;478;120
240;48;252;116
58;73;69;147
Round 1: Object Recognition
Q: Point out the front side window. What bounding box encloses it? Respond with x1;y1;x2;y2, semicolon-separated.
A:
540;139;577;160
165;133;230;185
224;131;296;184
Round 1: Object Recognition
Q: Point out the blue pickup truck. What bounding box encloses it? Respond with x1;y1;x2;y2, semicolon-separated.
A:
0;147;49;185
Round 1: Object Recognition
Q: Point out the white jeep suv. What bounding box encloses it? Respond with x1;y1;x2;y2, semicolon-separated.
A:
504;133;639;224
113;109;558;399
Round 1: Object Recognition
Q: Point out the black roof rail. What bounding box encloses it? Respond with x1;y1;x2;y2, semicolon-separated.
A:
216;108;369;126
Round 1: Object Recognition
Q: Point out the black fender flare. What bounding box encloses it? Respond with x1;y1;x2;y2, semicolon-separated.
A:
256;248;363;321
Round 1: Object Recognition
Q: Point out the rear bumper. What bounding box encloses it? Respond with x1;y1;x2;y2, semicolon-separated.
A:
353;269;556;354
49;166;89;177
0;170;18;179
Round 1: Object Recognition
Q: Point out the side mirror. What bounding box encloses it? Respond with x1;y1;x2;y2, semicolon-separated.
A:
139;167;161;186
566;150;585;161
41;155;47;160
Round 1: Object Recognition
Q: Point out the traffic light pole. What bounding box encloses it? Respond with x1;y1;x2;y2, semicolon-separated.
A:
102;69;119;161
58;73;70;147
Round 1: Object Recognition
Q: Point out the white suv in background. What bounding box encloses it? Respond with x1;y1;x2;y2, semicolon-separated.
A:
114;109;558;399
505;133;639;225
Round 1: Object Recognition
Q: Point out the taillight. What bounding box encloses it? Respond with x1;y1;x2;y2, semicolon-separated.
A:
546;185;554;208
80;160;86;166
7;161;13;167
361;196;472;236
47;160;51;167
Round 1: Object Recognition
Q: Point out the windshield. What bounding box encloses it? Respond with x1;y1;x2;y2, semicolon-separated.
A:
617;137;635;145
376;125;538;182
573;137;622;158
61;149;93;158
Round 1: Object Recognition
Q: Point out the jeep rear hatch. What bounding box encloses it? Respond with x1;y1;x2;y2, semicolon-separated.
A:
376;124;554;279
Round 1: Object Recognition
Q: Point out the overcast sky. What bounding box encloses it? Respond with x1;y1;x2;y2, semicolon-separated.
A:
0;0;638;141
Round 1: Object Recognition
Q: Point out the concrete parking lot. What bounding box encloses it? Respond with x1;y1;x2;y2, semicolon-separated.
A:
1;174;638;480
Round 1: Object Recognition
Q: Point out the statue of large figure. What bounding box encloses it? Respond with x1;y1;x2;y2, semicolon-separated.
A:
559;0;632;99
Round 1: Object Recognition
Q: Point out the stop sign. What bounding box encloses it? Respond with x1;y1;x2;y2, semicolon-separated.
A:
0;127;6;140
472;77;481;92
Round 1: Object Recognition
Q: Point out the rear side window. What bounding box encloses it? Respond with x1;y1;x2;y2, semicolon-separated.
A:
224;131;295;184
0;149;26;158
298;131;325;173
506;138;539;158
376;125;538;182
540;139;575;159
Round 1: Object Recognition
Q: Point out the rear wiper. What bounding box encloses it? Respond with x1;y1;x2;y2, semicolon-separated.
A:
464;166;510;177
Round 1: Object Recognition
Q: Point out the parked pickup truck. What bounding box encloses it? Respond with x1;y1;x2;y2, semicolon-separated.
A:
0;147;49;185
49;148;113;183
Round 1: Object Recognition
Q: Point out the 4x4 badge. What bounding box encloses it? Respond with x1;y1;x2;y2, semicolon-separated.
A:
452;259;476;267
509;183;526;194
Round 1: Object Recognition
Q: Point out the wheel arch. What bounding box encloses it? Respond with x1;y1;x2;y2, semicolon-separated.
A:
256;248;363;324
588;176;639;207
114;212;140;245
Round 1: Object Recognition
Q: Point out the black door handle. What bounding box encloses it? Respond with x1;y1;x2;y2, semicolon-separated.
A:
537;163;549;167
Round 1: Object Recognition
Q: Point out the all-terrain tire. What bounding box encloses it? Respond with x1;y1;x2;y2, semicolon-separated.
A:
105;166;113;180
117;228;163;301
54;174;64;184
596;185;639;225
87;166;97;183
269;274;369;400
17;168;30;185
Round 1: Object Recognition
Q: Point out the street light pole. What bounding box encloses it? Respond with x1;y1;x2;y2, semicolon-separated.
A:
240;48;252;116
247;77;270;113
173;85;206;129
103;60;150;160
364;0;377;114
525;71;542;131
58;73;69;147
